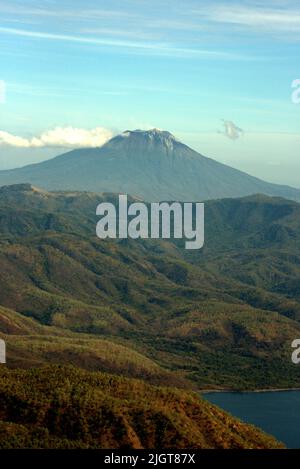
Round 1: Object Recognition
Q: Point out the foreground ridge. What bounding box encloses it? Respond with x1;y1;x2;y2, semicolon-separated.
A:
0;365;284;449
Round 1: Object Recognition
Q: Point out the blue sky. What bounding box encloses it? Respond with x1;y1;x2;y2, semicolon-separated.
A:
0;0;300;186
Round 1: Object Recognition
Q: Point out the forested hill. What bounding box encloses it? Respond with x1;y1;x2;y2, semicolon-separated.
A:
0;185;300;390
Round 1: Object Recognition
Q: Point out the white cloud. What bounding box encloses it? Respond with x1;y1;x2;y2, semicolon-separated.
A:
220;120;244;140
0;126;113;149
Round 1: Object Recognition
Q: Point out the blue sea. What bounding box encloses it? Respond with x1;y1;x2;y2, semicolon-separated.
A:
204;390;300;448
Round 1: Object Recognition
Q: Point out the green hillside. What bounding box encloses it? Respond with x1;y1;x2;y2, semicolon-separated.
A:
0;365;284;449
0;185;300;389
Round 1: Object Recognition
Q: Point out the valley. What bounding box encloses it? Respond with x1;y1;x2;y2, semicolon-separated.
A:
0;184;300;391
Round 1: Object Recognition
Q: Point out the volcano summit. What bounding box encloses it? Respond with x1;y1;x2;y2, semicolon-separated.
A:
0;128;299;202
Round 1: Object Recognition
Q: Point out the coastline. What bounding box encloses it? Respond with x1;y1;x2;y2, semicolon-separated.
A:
200;387;300;394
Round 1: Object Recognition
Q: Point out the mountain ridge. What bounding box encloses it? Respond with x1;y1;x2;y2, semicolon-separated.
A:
0;365;284;449
1;185;300;389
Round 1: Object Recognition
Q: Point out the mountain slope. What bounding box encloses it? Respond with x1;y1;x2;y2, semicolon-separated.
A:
1;185;300;389
0;365;284;449
0;129;299;201
0;305;187;387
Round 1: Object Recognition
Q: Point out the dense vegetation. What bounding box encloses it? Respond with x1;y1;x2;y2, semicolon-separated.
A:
0;185;300;390
1;184;299;448
0;365;284;449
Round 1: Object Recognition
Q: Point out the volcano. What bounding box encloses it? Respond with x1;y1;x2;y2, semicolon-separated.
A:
0;128;299;201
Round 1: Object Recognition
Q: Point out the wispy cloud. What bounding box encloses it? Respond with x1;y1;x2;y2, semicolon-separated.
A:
7;82;127;98
0;2;133;20
0;26;247;59
193;3;300;33
0;126;113;148
2;1;300;41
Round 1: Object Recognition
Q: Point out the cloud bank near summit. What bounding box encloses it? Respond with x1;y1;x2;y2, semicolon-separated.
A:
0;127;113;149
